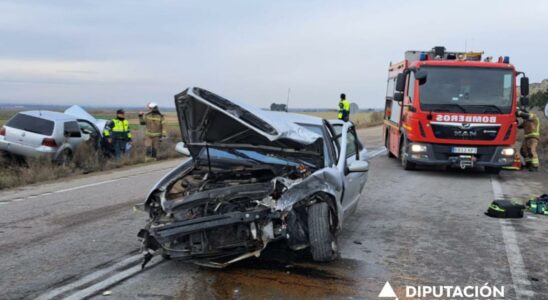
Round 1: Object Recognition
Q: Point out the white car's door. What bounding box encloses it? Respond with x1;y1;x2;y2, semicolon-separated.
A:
336;123;368;214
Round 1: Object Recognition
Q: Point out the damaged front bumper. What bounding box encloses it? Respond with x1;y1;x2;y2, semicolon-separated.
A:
138;208;285;268
137;165;343;268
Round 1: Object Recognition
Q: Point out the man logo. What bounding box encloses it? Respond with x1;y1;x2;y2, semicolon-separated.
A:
461;122;471;129
378;281;398;300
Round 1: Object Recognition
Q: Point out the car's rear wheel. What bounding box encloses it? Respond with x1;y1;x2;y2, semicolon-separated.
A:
308;202;338;262
400;139;416;170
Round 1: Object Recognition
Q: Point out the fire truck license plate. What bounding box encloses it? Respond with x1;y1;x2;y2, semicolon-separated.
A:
451;147;477;154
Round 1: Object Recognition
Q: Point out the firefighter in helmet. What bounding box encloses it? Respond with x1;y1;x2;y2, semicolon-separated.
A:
139;102;167;161
517;107;540;171
104;109;132;159
338;93;350;122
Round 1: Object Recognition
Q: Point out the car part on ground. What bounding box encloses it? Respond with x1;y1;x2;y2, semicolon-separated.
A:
137;87;370;268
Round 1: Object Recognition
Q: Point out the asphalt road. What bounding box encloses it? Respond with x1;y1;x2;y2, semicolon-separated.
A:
1;126;547;300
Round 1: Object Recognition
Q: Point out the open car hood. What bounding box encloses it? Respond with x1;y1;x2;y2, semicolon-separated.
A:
175;87;322;157
64;105;107;133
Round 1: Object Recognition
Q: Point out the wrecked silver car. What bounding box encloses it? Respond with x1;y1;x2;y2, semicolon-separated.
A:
138;87;369;268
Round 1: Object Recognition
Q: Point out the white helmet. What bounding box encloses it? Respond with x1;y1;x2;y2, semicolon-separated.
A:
147;102;158;109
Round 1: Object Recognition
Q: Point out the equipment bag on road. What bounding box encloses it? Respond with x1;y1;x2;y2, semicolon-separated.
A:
486;200;525;218
526;194;548;215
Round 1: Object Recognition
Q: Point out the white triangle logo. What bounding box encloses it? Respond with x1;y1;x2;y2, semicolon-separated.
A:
378;281;398;299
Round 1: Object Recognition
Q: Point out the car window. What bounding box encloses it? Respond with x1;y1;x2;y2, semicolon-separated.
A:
298;124;333;167
346;129;357;158
78;121;96;134
64;121;82;138
6;113;54;135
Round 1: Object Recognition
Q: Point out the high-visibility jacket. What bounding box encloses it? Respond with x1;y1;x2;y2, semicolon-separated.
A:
104;118;132;140
523;113;540;139
139;111;166;137
338;99;350;121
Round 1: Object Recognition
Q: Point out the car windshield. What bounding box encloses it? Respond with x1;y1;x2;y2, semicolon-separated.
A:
419;67;513;114
6;114;55;135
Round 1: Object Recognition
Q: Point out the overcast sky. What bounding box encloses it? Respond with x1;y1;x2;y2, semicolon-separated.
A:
1;0;547;109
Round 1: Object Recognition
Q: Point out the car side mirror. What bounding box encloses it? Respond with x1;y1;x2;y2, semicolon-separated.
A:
544;103;548;119
175;142;190;156
520;77;529;96
347;160;369;172
82;128;93;134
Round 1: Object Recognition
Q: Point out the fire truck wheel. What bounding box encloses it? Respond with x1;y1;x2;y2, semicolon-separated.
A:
386;134;395;158
485;167;501;174
400;139;416;170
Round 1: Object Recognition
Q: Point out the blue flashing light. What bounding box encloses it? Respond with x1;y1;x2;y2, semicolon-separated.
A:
503;56;510;64
419;52;427;61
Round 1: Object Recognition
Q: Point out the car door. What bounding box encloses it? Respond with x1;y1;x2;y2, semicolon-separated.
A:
334;123;367;214
63;121;83;150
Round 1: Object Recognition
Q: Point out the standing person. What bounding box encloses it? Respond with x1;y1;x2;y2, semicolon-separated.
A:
103;109;132;159
139;102;166;161
338;93;350;122
517;108;540;171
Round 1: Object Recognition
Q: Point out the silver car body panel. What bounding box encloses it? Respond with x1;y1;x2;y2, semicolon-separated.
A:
1;108;106;159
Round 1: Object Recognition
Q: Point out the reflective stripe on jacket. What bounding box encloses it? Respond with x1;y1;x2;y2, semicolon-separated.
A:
139;112;166;137
523;113;540;139
104;118;132;140
338;99;350;121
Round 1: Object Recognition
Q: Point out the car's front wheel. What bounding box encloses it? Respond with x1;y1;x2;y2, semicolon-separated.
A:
308;202;338;262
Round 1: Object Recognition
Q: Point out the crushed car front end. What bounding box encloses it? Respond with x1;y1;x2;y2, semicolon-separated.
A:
138;148;342;268
137;87;346;268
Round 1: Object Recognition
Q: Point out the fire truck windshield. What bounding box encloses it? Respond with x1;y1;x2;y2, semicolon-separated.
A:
418;66;513;114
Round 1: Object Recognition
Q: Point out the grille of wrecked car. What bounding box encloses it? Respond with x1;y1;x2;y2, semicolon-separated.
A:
141;162;314;265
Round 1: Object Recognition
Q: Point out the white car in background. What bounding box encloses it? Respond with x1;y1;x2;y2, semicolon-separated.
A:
0;105;107;164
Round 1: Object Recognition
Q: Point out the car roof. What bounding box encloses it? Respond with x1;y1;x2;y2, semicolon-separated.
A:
18;110;77;121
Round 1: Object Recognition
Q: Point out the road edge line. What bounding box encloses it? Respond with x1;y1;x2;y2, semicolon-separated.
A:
491;177;535;299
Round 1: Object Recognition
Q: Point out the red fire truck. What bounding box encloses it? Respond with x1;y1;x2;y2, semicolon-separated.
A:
383;46;530;173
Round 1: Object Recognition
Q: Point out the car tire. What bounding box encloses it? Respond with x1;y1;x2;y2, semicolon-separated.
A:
56;149;72;166
386;134;395;158
308;202;338;262
485;167;501;174
400;139;416;170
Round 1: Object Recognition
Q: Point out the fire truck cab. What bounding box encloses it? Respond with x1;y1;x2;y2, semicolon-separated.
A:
384;46;530;173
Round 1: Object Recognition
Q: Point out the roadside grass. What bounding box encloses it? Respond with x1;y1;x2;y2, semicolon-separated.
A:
300;111;384;128
0;127;182;190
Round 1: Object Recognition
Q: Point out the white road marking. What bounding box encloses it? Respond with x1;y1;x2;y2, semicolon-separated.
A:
54;179;124;194
491;177;535;299
35;255;143;300
63;258;162;300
